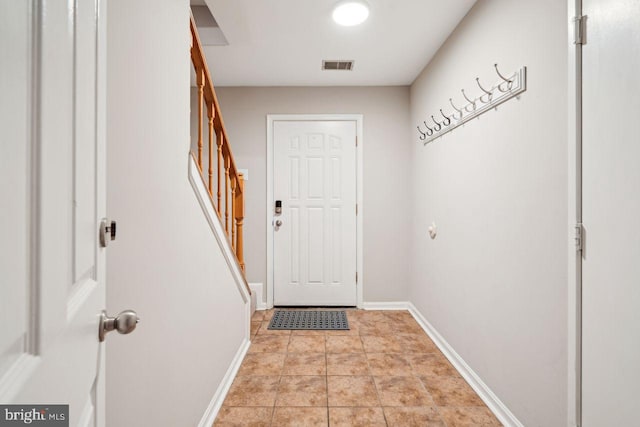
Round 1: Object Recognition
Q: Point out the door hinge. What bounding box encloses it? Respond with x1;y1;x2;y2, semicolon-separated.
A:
356;204;358;216
355;136;358;147
356;272;358;283
574;15;587;45
575;223;584;254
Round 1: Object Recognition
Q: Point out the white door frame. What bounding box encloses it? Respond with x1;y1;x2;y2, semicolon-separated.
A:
266;114;363;309
567;0;582;426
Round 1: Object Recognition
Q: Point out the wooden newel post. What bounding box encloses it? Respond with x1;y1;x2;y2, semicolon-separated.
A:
230;177;236;250
235;173;245;272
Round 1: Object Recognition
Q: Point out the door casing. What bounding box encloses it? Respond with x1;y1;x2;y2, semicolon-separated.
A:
266;114;364;309
567;0;582;426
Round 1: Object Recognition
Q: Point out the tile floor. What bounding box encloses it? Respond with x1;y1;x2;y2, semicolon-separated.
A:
214;309;502;427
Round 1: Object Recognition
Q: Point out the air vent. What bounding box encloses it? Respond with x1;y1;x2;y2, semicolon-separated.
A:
322;60;354;71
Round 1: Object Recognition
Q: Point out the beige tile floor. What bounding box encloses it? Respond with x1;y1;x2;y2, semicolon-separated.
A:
214;309;502;427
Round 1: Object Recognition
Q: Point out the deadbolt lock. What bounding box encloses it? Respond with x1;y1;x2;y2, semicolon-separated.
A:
100;218;117;247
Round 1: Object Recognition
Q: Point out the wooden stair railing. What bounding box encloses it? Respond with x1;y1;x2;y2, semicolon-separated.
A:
190;15;246;276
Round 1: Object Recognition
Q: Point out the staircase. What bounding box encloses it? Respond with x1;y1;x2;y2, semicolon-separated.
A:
190;15;247;286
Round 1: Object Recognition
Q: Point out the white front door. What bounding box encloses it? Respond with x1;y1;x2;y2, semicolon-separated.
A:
0;1;108;425
581;1;640;425
272;120;357;306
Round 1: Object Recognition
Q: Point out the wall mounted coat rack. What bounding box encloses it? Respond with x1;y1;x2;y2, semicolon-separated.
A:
417;64;527;145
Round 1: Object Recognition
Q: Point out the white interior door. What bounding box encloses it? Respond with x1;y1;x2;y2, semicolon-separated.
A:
273;120;357;306
581;1;640;425
0;1;107;425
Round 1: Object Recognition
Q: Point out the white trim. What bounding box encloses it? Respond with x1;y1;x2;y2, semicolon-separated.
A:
0;354;40;402
266;114;364;309
245;301;252;351
94;1;108;425
197;338;251;427
355;116;364;309
188;155;250;303
362;301;410;310
249;283;267;310
567;0;582;425
407;303;524;427
266;117;274;307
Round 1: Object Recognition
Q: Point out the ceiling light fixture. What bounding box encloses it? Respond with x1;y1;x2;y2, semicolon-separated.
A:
332;1;369;26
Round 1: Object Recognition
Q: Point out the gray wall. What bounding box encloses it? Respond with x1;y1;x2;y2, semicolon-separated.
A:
215;86;412;303
107;1;246;426
408;0;568;425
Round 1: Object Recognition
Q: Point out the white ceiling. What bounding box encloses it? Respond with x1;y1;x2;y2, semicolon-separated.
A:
198;0;477;87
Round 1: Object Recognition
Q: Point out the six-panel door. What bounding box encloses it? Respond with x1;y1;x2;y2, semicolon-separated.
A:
0;1;107;425
273;121;357;306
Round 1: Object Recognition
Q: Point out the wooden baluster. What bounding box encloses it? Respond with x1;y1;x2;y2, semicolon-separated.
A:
235;173;245;272
207;107;214;196
216;129;223;215
231;176;237;251
197;69;204;170
224;155;230;233
192;16;249;282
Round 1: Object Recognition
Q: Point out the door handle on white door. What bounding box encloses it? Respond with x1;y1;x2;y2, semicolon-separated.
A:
99;310;139;342
275;220;283;227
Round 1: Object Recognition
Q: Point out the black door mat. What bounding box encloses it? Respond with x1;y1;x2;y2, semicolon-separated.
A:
268;310;349;330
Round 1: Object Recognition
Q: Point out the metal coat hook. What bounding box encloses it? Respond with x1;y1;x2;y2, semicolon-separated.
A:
417;125;427;140
440;109;452;126
475;77;493;103
494;63;513;92
423;121;434;136
461;89;476;112
431;115;442;131
449;98;463;119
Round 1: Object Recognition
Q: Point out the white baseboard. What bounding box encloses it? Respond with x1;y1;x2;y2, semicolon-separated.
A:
362;301;410;310
249;283;267;310
407;303;523;427
197;338;251;427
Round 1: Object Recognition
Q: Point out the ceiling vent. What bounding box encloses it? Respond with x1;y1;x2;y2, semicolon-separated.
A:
322;60;355;71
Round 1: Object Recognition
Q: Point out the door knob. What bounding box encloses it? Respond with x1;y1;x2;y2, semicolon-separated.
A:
275;219;283;227
99;310;139;342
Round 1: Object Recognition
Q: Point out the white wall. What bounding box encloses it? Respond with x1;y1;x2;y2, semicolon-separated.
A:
214;86;411;303
409;1;567;426
107;1;246;426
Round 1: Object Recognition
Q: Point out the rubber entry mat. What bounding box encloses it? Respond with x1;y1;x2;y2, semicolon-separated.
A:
268;310;349;330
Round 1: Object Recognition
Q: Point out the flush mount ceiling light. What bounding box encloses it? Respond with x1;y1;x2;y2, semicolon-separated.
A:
332;1;369;26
